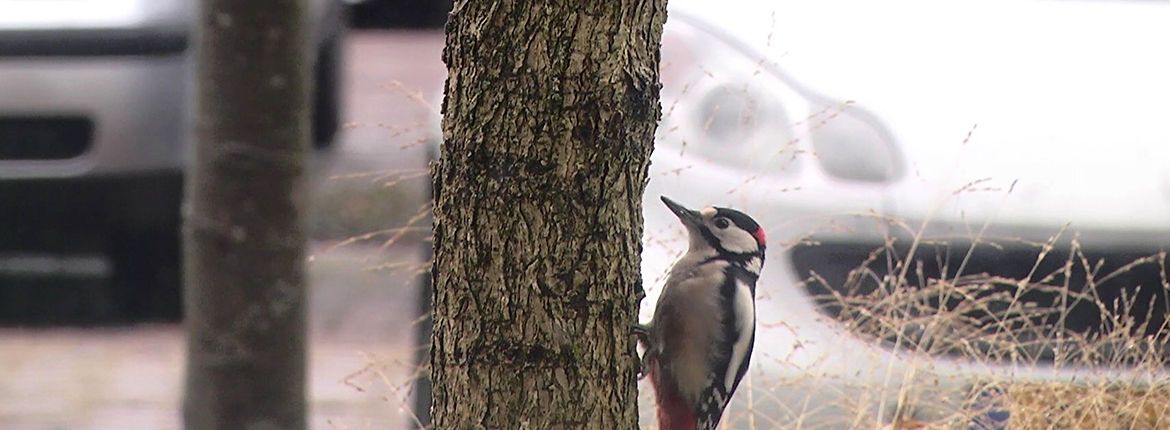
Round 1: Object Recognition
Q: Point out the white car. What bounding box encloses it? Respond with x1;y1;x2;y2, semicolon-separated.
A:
0;0;345;322
640;0;1170;427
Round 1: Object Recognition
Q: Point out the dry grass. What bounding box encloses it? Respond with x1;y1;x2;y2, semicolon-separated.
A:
784;217;1170;429
1004;382;1170;430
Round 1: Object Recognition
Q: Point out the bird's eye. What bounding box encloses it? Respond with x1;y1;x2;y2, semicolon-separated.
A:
713;218;730;229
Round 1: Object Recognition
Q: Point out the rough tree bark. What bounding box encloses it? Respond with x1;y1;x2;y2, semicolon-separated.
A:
431;1;668;428
183;1;310;429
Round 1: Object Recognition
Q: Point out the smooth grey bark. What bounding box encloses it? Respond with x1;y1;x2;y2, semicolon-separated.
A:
431;1;668;428
183;1;310;429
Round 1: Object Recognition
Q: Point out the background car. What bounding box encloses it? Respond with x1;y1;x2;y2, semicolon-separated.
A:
637;0;1170;427
0;0;345;323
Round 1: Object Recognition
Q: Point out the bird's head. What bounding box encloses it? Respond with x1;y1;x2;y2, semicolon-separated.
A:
660;196;766;261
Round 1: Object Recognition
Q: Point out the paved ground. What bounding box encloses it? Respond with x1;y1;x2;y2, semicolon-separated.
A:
0;30;447;430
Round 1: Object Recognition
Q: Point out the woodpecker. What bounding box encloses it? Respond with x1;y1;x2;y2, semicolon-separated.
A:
636;196;766;430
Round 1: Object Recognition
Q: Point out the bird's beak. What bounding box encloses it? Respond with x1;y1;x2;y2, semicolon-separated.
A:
661;196;702;228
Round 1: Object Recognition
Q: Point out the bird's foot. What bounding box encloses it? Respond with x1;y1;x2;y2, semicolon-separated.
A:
631;323;653;380
631;323;651;344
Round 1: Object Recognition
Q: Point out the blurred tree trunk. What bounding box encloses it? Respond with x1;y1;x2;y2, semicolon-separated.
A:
183;1;310;429
431;1;667;428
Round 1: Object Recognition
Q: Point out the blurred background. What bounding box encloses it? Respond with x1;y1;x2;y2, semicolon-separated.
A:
0;1;448;428
3;0;1170;428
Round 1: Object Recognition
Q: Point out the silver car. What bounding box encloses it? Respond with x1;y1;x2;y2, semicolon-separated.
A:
0;0;344;322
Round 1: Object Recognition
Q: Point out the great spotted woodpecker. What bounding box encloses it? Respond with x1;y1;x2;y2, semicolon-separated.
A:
635;196;766;430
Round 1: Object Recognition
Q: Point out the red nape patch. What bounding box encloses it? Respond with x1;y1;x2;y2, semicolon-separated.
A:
754;227;767;246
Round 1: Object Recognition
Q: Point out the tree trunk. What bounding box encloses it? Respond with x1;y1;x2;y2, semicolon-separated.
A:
183;1;310;429
431;1;667;428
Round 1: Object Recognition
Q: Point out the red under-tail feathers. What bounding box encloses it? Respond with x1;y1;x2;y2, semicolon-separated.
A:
648;359;697;430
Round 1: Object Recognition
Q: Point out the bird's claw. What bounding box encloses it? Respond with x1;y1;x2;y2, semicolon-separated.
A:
631;323;653;380
631;323;650;343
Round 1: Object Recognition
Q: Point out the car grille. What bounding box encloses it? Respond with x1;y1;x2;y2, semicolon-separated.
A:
0;116;93;160
791;238;1170;363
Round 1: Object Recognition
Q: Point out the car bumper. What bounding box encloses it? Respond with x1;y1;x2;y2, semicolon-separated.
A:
0;54;189;179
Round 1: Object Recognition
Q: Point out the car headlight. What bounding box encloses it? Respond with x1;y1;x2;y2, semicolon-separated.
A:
659;14;904;183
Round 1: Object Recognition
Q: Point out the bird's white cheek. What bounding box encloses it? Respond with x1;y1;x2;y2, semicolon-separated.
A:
720;232;759;254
